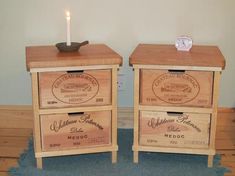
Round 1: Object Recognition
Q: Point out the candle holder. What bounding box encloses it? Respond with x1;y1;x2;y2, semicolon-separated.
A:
55;40;89;52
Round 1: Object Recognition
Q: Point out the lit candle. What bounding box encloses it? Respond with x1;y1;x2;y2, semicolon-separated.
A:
66;11;71;46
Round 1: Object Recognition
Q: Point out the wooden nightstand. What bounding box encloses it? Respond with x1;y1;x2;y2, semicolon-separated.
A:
26;44;122;168
129;44;225;167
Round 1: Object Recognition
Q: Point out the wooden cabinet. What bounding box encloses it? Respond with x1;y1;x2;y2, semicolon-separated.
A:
129;44;225;167
26;44;122;168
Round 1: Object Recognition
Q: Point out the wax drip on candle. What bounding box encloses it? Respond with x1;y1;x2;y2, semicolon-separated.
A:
66;11;71;46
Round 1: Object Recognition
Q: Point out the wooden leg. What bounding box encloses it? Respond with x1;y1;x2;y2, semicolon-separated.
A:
111;67;118;164
208;155;213;167
133;151;139;163
112;151;117;163
133;68;140;164
36;157;43;169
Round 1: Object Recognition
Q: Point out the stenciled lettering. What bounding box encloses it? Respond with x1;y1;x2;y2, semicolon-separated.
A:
79;114;104;130
50;119;77;133
70;127;84;133
177;114;201;132
148;117;174;129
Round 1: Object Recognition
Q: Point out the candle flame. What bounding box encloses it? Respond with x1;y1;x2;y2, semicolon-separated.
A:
66;11;70;18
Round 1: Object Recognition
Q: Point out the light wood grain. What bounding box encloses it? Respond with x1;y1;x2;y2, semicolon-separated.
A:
216;131;235;139
129;44;225;69
216;140;235;150
39;70;111;108
139;105;213;113
0;158;18;171
26;44;122;71
31;72;42;168
40;111;111;151
0;137;29;148
30;65;115;73
0;109;33;129
140;69;213;107
133;64;222;71
133;68;140;163
133;145;215;155
139;111;210;149
0;147;25;158
111;67;118;163
208;72;221;167
39;105;113;115
0;129;32;137
36;145;118;158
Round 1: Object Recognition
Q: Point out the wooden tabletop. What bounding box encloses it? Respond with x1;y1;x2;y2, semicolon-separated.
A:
129;44;225;69
26;44;122;71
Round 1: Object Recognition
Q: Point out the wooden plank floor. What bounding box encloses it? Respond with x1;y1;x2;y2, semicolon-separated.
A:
0;106;234;176
216;109;235;176
0;106;33;176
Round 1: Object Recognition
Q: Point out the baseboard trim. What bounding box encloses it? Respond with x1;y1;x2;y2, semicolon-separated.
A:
0;105;32;110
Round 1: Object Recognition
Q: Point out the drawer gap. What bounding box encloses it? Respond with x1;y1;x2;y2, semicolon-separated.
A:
168;70;185;73
67;70;84;73
68;112;85;117
167;111;183;116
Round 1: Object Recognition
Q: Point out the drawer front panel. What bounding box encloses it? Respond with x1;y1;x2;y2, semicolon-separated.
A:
140;69;213;107
39;69;111;108
41;111;111;151
140;111;210;148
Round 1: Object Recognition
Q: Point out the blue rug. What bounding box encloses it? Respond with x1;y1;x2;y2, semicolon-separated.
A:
9;129;229;176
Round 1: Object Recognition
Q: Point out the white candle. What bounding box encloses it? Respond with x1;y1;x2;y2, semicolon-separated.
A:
66;11;71;46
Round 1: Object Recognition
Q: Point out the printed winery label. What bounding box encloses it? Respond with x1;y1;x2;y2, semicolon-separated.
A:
140;70;213;107
152;73;200;104
140;111;210;148
52;73;99;104
41;111;111;151
39;70;111;108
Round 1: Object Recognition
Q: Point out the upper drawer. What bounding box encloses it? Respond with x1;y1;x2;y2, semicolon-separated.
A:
39;69;111;108
140;69;213;107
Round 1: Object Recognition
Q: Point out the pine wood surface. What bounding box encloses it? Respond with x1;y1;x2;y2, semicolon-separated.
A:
140;69;213;107
0;106;234;175
26;44;122;71
39;69;111;108
129;44;225;69
0;107;33;176
40;111;111;151
139;111;210;148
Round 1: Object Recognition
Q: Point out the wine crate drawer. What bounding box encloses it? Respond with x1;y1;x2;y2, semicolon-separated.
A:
140;69;213;107
40;111;111;151
139;111;210;148
39;69;111;108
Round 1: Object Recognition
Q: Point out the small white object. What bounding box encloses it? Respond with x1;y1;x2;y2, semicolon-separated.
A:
66;11;71;46
175;36;193;51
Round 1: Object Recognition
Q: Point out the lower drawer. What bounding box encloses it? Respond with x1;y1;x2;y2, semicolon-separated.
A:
40;111;111;151
139;111;210;149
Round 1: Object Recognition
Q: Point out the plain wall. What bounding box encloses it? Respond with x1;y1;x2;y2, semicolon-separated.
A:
0;0;235;107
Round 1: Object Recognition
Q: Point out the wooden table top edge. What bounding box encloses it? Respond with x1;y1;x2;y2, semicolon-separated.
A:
26;44;123;71
129;44;226;70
